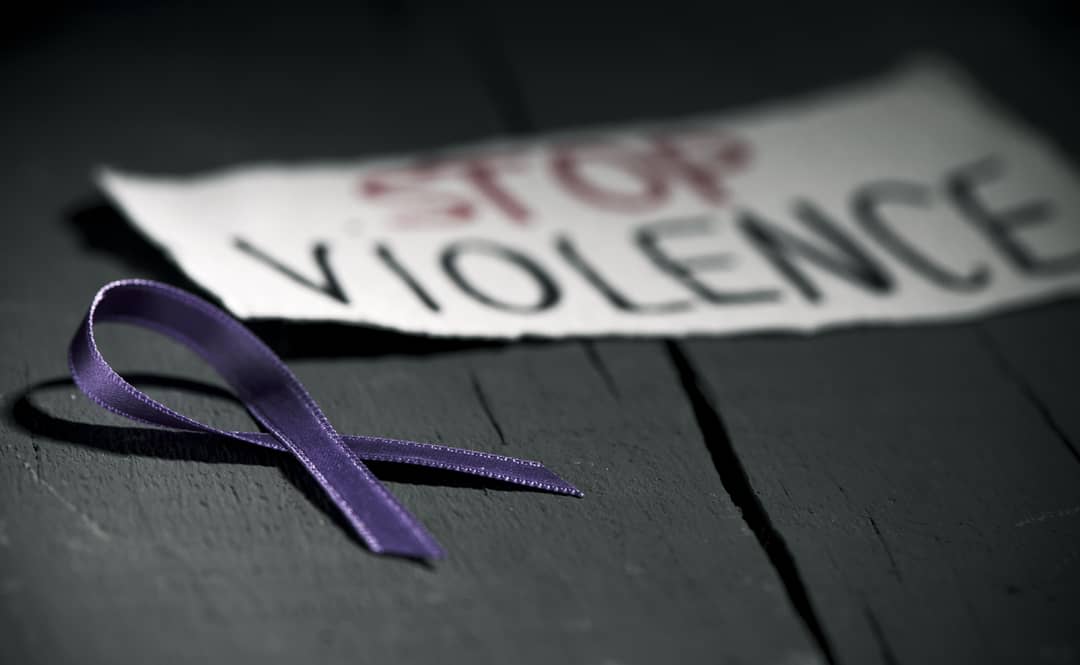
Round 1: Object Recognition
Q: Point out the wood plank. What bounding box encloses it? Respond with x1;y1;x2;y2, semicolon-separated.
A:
682;325;1080;665
0;3;816;664
493;2;1080;663
3;321;818;663
980;304;1080;462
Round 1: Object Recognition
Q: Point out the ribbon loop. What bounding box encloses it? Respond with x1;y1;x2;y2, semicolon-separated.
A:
69;280;581;559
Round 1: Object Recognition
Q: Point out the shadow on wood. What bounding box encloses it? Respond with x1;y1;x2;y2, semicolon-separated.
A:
8;374;545;563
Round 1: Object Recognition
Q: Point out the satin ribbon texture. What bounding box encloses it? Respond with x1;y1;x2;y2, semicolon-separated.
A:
69;279;582;559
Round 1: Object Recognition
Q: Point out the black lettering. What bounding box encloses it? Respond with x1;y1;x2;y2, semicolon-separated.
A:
738;201;894;302
375;243;440;312
440;240;560;313
234;237;348;304
946;157;1080;276
555;234;691;313
853;181;990;291
635;217;780;305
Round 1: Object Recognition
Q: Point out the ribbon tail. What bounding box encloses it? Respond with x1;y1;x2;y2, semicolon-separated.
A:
219;431;582;497
187;429;450;559
342;435;584;498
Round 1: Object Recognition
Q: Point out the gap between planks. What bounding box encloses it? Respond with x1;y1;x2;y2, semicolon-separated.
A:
665;340;838;665
453;11;836;662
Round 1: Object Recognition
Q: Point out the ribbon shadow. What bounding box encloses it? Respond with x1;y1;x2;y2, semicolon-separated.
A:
10;374;538;555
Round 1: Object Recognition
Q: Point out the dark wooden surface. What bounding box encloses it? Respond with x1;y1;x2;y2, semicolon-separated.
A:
2;2;1079;664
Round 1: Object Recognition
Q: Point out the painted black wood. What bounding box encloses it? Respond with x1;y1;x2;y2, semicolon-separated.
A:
492;1;1080;664
3;2;1078;664
1;2;817;664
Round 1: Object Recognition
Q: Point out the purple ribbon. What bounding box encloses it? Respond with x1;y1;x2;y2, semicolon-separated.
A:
69;279;581;559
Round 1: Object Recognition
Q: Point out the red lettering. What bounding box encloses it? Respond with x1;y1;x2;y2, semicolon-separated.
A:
359;152;530;228
551;142;669;213
358;130;752;228
359;163;475;228
550;130;751;213
459;155;532;223
648;131;750;205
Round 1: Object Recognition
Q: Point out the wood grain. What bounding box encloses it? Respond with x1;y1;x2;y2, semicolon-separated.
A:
495;2;1080;663
2;2;1079;664
2;3;813;664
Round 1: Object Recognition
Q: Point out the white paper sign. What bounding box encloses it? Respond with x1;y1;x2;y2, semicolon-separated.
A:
100;61;1080;338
